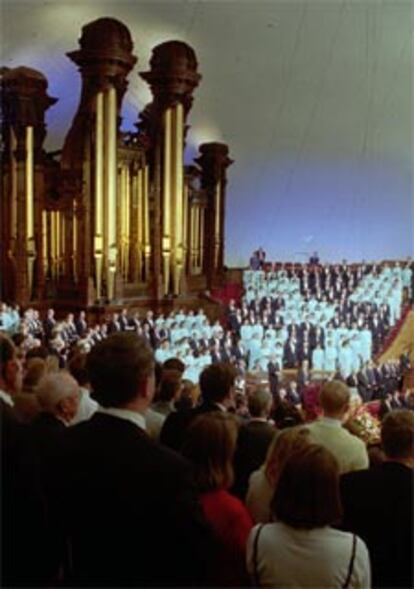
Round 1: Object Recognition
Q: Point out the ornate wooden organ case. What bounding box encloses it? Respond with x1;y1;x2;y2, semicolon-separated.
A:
1;18;233;308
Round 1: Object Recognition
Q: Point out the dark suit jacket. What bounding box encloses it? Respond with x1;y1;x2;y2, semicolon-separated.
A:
48;413;215;587
340;462;414;588
232;420;276;499
160;402;230;452
1;399;48;586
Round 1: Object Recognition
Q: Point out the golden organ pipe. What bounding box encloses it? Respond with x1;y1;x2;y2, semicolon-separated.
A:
163;109;172;243
25;126;34;241
136;168;143;249
95;92;104;236
42;211;48;274
199;207;205;271
125;166;131;280
174;103;184;259
10;128;17;242
143;164;150;253
73;203;78;281
105;86;118;299
215;180;221;267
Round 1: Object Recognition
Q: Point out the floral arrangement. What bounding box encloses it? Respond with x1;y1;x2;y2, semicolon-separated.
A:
344;404;381;445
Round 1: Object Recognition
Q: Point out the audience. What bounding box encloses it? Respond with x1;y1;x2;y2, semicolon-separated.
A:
340;410;414;588
0;270;412;589
246;445;371;587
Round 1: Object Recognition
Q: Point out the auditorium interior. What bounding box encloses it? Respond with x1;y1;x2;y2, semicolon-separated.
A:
1;1;414;588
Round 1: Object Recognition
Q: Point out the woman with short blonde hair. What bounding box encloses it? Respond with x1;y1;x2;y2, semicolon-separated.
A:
246;426;311;523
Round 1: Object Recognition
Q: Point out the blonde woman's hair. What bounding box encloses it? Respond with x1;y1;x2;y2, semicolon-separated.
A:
264;426;311;487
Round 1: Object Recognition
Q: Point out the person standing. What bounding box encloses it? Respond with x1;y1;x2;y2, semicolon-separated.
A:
306;380;369;474
48;333;215;587
340;410;414;588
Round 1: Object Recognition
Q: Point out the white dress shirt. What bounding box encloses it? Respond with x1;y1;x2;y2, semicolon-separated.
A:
98;407;146;431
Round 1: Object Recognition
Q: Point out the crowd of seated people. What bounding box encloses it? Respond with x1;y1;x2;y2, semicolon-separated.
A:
1;328;413;588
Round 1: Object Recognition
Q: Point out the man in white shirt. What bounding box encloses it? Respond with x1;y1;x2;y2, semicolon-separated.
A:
306;380;369;474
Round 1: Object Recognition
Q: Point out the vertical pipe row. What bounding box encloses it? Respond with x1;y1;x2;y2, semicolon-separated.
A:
25;126;35;297
94;90;104;298
162;108;172;295
105;86;118;300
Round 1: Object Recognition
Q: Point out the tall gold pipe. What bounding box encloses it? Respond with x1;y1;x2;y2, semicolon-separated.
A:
26;126;35;297
105;86;118;300
42;211;48;276
136;168;143;277
60;214;65;255
51;211;57;280
194;205;200;273
25;126;34;240
118;165;125;275
94;91;104;298
10;128;18;243
172;103;184;294
56;211;61;278
162;109;172;295
73;202;78;282
182;184;189;272
142;164;151;278
190;204;196;273
124;164;131;281
199;207;205;272
214;180;221;268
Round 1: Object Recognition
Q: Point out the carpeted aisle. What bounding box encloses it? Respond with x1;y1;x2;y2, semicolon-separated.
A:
379;309;414;364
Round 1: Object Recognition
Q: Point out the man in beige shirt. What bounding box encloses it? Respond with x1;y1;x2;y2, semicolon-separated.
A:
307;380;369;473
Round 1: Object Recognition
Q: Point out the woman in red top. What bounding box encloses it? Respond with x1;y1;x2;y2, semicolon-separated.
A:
182;412;253;586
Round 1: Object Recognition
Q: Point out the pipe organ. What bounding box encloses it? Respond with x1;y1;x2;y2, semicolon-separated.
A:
1;18;232;307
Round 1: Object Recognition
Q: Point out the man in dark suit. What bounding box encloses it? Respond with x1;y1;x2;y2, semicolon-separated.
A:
160;362;236;451
75;310;88;337
1;335;48;586
357;364;372;402
48;333;214;587
340;410;414;588
232;387;275;499
43;307;57;339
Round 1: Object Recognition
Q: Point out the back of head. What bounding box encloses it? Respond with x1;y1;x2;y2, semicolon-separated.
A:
26;346;49;361
182;412;239;492
319;380;350;417
271;444;342;529
381;410;414;461
68;353;89;387
248;387;272;418
163;357;185;374
86;333;154;408
23;358;47;391
199;362;236;404
158;369;182;402
265;426;311;485
36;371;79;417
